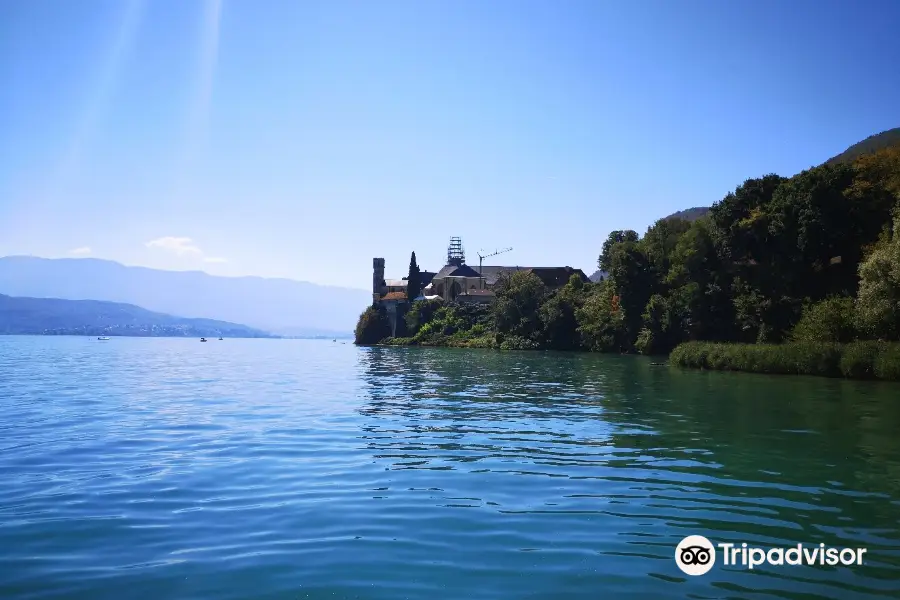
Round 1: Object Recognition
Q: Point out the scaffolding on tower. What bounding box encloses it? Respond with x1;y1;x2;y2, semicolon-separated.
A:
447;237;465;266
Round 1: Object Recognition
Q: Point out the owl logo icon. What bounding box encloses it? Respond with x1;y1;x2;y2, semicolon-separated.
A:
675;535;716;576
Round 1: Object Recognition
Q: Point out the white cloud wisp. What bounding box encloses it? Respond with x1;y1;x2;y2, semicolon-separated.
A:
145;236;226;263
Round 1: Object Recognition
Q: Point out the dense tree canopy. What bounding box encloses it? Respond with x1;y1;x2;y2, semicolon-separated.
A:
593;147;900;352
583;145;899;353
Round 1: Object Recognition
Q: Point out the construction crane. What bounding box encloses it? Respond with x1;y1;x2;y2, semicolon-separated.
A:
477;247;513;275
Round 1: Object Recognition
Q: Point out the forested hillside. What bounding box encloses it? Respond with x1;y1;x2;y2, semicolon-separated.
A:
662;207;710;222
572;142;900;354
826;128;900;165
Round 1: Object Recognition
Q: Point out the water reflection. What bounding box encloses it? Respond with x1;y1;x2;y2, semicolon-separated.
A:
356;346;900;599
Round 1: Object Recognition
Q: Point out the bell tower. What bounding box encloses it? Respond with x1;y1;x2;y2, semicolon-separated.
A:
372;257;385;304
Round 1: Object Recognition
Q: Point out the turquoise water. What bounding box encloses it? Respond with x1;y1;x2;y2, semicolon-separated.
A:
2;336;899;599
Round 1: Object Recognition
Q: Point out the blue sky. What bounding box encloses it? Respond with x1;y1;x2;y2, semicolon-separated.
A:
1;0;898;289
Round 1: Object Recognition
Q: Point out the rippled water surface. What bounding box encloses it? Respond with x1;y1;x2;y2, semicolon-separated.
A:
2;337;900;599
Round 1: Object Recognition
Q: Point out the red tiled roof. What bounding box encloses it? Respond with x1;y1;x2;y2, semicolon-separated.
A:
382;292;407;300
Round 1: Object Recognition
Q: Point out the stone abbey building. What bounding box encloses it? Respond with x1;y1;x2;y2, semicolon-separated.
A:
372;237;589;312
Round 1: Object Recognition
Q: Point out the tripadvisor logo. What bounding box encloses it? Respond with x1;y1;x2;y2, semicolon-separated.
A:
676;535;716;576
675;535;868;576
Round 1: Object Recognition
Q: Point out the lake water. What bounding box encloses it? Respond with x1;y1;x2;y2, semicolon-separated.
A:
2;336;899;599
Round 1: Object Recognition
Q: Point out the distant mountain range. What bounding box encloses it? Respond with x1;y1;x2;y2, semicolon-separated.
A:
0;257;370;337
0;293;273;337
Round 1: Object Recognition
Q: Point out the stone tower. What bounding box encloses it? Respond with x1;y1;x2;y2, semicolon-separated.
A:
372;257;385;304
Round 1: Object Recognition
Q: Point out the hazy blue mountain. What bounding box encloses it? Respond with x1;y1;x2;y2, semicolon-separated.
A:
0;293;273;337
0;257;370;336
589;270;608;283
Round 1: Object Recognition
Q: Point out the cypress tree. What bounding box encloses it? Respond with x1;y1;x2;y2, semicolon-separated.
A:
407;251;422;300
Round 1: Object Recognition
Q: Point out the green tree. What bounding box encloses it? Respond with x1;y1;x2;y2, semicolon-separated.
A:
608;239;654;347
665;218;734;341
407;251;422;300
405;298;442;336
539;274;586;350
729;277;802;343
576;280;628;352
709;174;786;266
598;230;639;272
791;296;858;343
493;271;547;341
710;173;835;342
766;163;869;299
642;217;692;282
856;212;900;340
354;305;391;345
635;293;672;355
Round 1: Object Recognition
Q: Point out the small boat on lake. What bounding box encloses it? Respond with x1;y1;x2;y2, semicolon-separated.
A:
218;337;223;340
97;336;110;341
200;337;208;342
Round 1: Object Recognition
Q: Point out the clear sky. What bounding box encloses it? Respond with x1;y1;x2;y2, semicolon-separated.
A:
1;0;898;289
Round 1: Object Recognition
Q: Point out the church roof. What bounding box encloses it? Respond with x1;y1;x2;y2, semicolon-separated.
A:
478;266;590;286
478;265;528;285
433;264;482;279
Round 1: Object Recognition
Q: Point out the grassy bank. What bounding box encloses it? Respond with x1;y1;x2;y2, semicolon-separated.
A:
670;341;900;381
381;335;495;349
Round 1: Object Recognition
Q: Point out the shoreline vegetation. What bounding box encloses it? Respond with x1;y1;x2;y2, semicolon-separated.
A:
671;341;900;381
357;136;900;382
